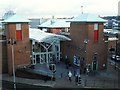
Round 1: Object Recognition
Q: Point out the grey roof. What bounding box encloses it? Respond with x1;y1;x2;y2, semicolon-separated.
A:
3;14;30;23
29;18;48;28
67;13;107;23
38;19;70;28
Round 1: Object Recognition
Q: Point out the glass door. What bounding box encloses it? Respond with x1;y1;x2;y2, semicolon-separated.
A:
32;55;36;65
36;54;40;63
40;54;46;64
48;53;53;63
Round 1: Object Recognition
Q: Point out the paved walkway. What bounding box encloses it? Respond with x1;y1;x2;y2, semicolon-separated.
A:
1;57;120;89
33;62;80;78
1;74;55;88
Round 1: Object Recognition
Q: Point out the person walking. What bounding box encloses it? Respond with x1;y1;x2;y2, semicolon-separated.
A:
75;74;78;85
86;68;89;76
68;71;72;82
65;56;69;69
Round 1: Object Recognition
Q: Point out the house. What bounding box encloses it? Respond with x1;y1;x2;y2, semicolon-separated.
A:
61;13;108;72
37;19;70;35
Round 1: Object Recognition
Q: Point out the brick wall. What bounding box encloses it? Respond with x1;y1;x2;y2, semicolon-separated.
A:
5;23;32;75
61;22;108;70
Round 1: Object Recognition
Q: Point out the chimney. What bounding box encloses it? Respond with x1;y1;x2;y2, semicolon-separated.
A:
118;1;120;16
51;15;55;25
81;6;83;14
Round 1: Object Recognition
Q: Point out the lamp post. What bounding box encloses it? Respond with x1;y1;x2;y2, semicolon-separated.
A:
84;39;88;53
115;34;118;70
83;39;88;74
7;38;16;90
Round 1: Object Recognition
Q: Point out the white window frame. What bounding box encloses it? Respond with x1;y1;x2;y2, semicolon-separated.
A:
16;24;21;30
94;23;98;30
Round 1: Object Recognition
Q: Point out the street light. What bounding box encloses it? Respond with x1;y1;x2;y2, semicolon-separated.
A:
115;34;119;69
81;39;88;75
7;38;16;90
84;39;88;52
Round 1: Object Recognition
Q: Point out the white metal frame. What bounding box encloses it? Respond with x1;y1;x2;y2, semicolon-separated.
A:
31;40;60;67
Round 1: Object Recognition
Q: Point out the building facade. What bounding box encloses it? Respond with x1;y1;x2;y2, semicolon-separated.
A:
3;15;32;75
3;15;70;75
38;19;70;35
61;14;108;72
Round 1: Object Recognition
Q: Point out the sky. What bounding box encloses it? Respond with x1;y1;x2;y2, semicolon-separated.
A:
0;0;120;19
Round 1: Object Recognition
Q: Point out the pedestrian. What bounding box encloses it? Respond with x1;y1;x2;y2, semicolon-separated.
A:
86;68;89;76
84;67;86;74
66;64;68;69
68;71;72;82
65;56;69;69
58;59;60;64
77;75;81;86
65;55;68;65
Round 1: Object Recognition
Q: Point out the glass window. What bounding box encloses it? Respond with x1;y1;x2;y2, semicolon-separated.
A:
94;23;99;42
94;23;98;30
16;24;21;30
55;45;59;51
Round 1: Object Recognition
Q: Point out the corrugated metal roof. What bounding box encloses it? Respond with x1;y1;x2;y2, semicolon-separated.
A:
38;19;70;28
67;13;107;22
3;15;30;23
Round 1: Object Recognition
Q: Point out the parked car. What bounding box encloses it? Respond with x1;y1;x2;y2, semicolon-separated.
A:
111;55;120;62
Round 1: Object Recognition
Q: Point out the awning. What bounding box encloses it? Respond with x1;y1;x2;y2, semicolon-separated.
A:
29;28;71;43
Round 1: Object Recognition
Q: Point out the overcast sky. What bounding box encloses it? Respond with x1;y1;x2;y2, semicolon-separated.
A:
0;0;120;18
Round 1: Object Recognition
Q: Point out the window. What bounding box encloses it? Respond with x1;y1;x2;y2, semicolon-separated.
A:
16;24;22;40
94;23;99;42
94;23;98;30
16;24;21;30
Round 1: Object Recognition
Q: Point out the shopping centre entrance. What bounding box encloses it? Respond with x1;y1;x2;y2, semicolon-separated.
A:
31;41;60;65
29;28;71;66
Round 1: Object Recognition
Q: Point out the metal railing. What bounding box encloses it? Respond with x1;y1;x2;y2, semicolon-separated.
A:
83;79;120;89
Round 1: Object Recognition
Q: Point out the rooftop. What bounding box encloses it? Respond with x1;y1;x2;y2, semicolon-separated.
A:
38;19;70;28
29;28;71;43
3;14;30;23
67;13;107;23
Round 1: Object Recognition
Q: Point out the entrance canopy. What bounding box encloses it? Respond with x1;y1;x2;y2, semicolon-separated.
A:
29;28;71;43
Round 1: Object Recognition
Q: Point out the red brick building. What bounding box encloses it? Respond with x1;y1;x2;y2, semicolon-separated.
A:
38;19;70;35
2;15;71;75
2;13;112;75
3;15;32;75
61;13;108;71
